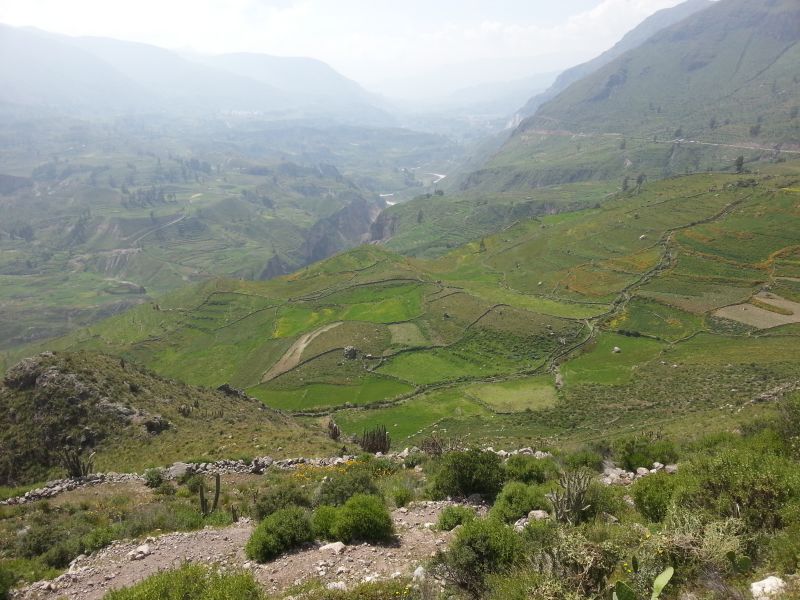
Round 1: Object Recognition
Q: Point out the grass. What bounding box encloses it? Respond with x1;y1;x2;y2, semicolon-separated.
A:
466;376;558;413
562;333;665;386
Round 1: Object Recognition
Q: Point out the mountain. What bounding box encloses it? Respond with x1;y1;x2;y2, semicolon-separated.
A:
0;24;389;122
0;25;154;113
516;0;714;120
459;0;800;195
519;0;800;142
0;351;335;484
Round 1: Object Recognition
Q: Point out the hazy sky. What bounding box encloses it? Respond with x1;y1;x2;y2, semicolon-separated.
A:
0;0;685;91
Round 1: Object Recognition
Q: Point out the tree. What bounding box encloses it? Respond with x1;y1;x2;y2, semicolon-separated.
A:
622;176;630;193
635;173;647;194
479;238;487;253
735;155;745;174
417;209;424;224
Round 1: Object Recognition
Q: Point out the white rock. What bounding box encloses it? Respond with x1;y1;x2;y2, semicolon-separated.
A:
665;464;678;474
320;541;347;555
636;467;650;477
613;346;622;354
327;581;347;591
529;510;549;521
413;566;426;582
127;544;151;560
751;576;786;599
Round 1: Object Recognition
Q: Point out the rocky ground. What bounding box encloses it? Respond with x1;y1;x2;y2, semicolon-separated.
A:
12;501;476;600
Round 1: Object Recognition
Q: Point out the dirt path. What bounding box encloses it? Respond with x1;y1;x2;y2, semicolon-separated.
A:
261;322;343;383
13;502;461;599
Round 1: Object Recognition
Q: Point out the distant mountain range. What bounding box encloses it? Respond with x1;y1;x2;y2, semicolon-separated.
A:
0;24;391;123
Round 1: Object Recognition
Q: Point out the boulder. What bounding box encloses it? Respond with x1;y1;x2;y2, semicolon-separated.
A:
320;541;347;555
166;462;191;479
413;566;426;582
751;576;786;599
327;582;347;591
528;510;549;521
128;544;151;561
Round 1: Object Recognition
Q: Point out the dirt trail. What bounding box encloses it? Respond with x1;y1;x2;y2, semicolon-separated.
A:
13;502;460;600
262;322;343;383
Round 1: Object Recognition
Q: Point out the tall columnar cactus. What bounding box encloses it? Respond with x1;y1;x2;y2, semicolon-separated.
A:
199;473;221;516
358;425;390;453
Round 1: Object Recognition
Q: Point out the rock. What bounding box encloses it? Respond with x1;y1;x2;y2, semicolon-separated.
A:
343;346;358;360
467;493;483;504
665;464;678;474
320;542;347;555
636;467;650;477
166;462;191;479
128;543;151;560
751;576;786;599
327;581;347;591
528;510;549;521
413;566;426;582
652;462;664;471
613;346;622;354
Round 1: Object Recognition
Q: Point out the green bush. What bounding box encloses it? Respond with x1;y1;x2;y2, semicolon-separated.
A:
675;445;800;530
770;524;800;574
432;450;504;499
143;468;163;489
391;485;413;508
245;507;314;563
330;495;394;543
438;505;477;531
0;565;14;600
316;469;380;507
615;435;678;471
489;482;549;524
563;450;604;472
486;570;583;600
253;481;311;520
301;579;419;599
439;517;522;597
632;472;678;522
504;455;559;484
312;505;339;540
103;564;264;599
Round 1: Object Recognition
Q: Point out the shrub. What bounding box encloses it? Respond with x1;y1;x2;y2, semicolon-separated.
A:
312;505;339;540
438;505;477;531
675;445;800;530
0;565;14;600
103;564;264;599
316;469;380;507
143;468;163;489
245;507;313;563
431;450;504;499
770;524;800;574
505;455;559;484
632;472;678;522
330;494;394;543
438;517;522;597
253;481;311;520
302;579;419;599
489;482;549;524
486;570;583;600
391;485;413;508
563;450;604;472
615;435;678;471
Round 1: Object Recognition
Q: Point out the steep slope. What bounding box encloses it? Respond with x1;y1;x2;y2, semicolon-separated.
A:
520;0;800;142
0;351;335;484
516;0;713;119
463;0;800;195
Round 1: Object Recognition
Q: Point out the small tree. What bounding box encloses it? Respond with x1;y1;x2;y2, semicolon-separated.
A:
59;446;95;478
735;155;745;174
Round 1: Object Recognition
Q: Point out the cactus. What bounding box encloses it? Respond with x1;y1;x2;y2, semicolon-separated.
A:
551;470;594;525
199;473;221;516
59;446;95;478
327;419;341;441
358;425;390;453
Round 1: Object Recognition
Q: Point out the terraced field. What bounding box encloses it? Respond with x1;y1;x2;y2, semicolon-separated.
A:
16;164;800;448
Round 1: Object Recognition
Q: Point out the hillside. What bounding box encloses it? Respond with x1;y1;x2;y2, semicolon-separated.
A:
459;0;800;196
0;111;460;352
0;351;335;484
516;0;713;120
24;162;800;452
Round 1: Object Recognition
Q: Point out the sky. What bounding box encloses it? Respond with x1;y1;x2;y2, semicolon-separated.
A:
0;0;686;94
